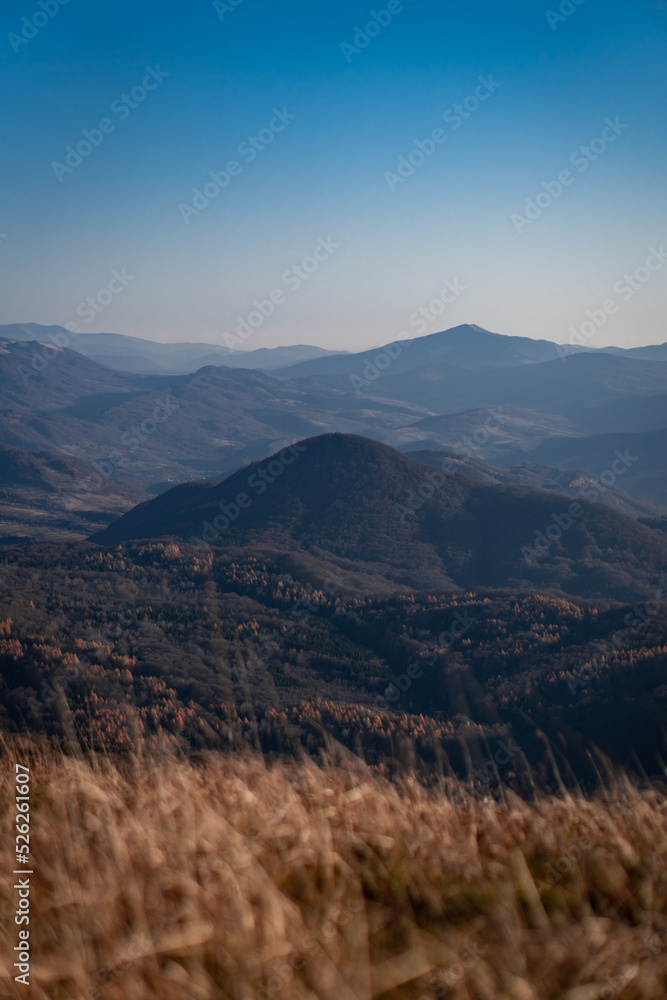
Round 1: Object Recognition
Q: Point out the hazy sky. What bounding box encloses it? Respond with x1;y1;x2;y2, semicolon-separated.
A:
1;0;666;350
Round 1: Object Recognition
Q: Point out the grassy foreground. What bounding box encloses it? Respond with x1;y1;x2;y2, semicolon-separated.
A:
0;748;666;1000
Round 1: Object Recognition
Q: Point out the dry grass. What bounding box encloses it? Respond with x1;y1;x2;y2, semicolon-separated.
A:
0;744;666;1000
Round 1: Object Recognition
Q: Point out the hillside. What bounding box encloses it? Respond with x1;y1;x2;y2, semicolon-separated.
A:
366;352;667;428
0;336;153;412
391;405;580;455
2;539;666;779
0;338;427;490
504;428;667;506
0;445;86;489
403;448;666;519
0;445;147;542
94;433;667;602
603;342;667;361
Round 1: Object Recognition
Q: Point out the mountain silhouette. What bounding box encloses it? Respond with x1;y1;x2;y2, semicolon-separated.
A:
95;433;667;601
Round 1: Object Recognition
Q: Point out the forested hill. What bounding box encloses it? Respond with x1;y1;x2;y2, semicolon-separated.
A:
95;433;667;602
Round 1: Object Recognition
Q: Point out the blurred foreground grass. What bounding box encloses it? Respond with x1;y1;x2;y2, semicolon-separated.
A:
0;745;666;1000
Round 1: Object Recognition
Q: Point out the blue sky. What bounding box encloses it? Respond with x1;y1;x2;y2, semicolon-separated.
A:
0;0;665;349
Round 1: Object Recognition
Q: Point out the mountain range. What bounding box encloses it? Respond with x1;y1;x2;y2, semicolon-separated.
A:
5;321;664;377
1;322;666;542
0;323;346;374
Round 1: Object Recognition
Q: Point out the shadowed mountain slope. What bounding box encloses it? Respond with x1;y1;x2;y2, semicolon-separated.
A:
363;352;667;427
95;433;667;601
501;428;667;506
403;448;666;520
